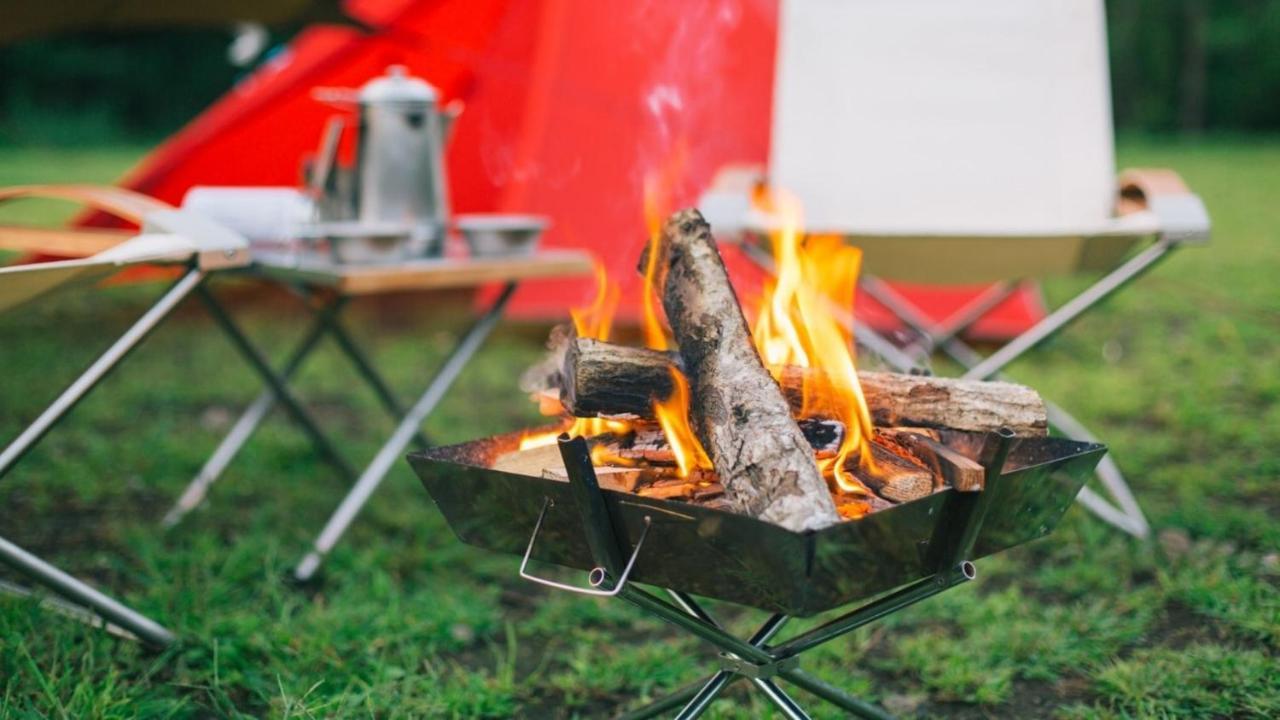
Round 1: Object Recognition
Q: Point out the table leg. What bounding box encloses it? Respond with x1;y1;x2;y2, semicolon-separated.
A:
293;282;518;581
0;269;204;480
162;295;350;528
319;312;431;449
197;284;357;482
0;535;175;648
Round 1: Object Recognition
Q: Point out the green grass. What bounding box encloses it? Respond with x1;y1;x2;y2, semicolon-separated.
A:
1;139;1277;718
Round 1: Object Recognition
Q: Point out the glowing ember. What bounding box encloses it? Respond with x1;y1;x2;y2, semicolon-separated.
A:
749;188;877;494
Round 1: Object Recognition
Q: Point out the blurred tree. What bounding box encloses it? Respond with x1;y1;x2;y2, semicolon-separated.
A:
0;30;252;145
1106;0;1280;133
1;3;1278;143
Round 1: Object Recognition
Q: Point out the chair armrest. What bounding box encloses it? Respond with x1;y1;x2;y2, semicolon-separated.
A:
1116;168;1210;245
697;164;768;237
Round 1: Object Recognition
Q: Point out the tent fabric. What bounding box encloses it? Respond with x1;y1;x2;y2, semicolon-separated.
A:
89;0;1043;338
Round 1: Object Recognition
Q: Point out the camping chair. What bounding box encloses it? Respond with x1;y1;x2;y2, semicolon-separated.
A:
701;0;1210;538
0;185;249;646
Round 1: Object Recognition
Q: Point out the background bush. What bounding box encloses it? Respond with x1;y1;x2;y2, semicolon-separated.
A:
1;0;1278;146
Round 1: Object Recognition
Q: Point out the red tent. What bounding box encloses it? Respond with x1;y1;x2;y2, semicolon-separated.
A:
96;0;1042;337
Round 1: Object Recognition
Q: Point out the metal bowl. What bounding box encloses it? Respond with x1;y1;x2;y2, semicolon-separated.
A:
456;214;548;258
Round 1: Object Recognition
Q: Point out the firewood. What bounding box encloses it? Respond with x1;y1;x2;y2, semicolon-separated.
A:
602;418;844;465
556;338;1047;436
492;443;564;477
881;429;986;492
643;209;840;532
540;466;647;493
561;336;678;418
635;479;725;501
849;439;935;503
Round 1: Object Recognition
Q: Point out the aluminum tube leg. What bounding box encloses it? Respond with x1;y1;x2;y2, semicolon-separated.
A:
0;535;174;648
620;586;774;664
752;678;812;720
293;283;519;581
963;238;1176;381
615;677;717;720
929;281;1021;345
197;284;356;481
321;315;430;449
774;571;965;659
0;269;204;480
780;668;894;720
1047;401;1150;537
0;579;139;640
674;671;739;720
162;296;350;528
861;275;990;368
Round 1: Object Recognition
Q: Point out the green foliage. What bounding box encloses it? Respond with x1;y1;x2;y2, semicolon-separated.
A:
1062;644;1280;719
1;140;1278;717
1108;0;1280;132
4;4;1280;143
0;31;242;146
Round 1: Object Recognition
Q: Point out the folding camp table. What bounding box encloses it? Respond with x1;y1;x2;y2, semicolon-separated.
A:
162;251;593;582
0;185;251;647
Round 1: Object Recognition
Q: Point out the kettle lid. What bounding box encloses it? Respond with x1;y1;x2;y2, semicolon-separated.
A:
358;65;437;104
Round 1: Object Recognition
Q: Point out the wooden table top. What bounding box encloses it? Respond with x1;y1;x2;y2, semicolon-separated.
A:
249;250;595;296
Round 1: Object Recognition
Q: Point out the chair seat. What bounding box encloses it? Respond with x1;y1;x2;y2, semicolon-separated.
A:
721;209;1163;285
843;212;1160;285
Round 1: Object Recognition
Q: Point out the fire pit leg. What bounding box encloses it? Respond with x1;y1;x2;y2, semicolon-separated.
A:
674;671;741;720
614;677;718;720
752;678;812;720
544;421;1024;719
779;668;893;720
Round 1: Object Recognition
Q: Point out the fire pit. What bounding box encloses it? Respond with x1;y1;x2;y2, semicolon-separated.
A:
409;206;1108;717
411;429;1102;616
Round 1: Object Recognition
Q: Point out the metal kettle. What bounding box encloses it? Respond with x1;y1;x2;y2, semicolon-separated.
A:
312;65;458;262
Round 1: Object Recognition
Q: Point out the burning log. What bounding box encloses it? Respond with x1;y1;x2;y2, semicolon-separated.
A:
604;417;845;465
561;336;678;418
558;337;1048;436
644;209;840;532
852;439;936;503
882;429;986;492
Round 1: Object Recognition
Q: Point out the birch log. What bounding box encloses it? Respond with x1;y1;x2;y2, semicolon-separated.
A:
643;208;840;531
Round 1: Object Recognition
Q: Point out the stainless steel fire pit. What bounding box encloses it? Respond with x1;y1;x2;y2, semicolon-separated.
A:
409;430;1103;616
409;429;1103;719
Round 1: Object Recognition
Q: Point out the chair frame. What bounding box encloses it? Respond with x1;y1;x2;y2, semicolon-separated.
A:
729;169;1209;539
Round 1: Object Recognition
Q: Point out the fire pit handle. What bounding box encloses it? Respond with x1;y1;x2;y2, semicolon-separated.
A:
518;497;652;597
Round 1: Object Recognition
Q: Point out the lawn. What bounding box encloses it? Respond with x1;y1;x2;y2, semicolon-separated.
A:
0;139;1277;719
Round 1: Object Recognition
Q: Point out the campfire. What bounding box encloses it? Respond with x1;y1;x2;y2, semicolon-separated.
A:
501;201;1049;533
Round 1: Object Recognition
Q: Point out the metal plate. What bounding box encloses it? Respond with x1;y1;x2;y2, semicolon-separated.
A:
408;432;1105;616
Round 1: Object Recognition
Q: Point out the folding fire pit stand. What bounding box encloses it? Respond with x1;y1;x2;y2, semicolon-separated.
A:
521;431;1013;719
161;252;593;581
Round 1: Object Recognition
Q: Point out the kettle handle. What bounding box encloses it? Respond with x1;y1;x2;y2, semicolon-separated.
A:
441;100;464;142
311;87;359;109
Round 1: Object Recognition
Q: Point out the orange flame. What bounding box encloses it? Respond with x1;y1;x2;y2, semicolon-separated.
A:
750;189;876;493
641;161;712;477
571;261;620;343
519;261;632;453
653;368;712;477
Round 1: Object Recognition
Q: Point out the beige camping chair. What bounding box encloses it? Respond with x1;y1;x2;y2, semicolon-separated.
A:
701;0;1210;538
0;185;249;646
